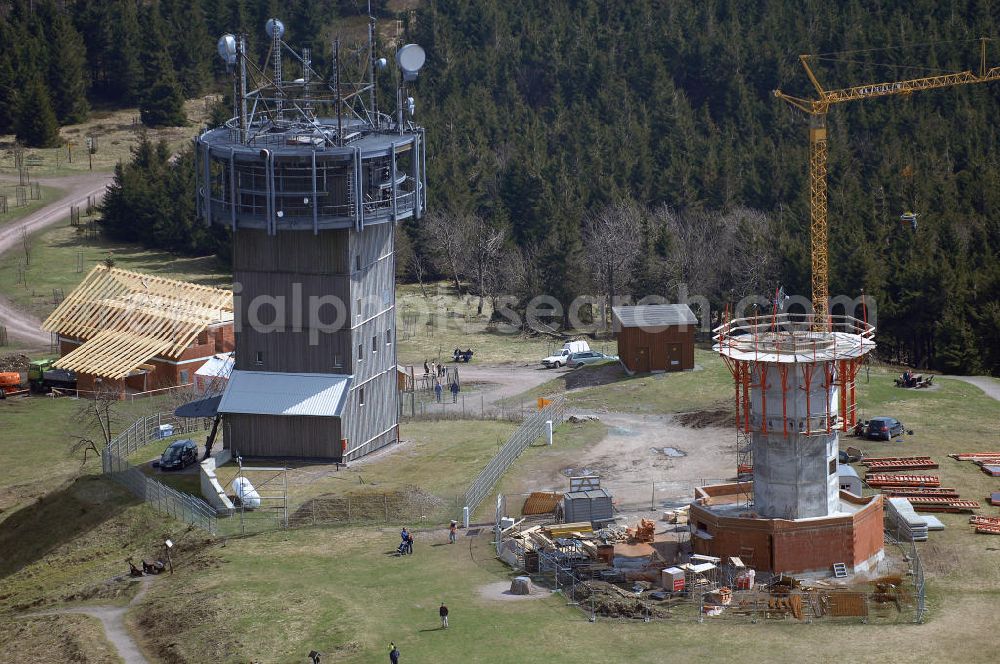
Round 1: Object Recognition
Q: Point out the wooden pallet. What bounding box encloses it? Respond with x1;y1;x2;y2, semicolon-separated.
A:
950;452;1000;461
866;474;940;488
866;460;939;471
863;456;934;465
974;524;1000;535
906;497;979;513
968;516;1000;526
881;487;960;498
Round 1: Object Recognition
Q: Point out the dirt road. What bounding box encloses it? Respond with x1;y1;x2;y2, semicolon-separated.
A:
0;172;113;347
22;575;153;664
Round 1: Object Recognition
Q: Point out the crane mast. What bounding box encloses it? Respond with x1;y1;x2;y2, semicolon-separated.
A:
774;38;1000;328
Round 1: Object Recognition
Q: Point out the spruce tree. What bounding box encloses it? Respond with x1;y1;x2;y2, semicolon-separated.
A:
48;11;90;124
140;72;187;127
163;0;211;97
15;79;61;148
108;0;144;104
139;4;187;127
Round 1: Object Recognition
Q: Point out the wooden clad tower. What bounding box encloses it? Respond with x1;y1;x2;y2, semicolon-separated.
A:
196;18;427;461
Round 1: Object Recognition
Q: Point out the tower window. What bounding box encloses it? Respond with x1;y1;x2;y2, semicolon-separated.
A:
385;329;392;346
356;298;362;319
334;353;342;368
355;254;362;271
358;344;363;361
255;351;264;365
829;458;837;476
372;335;378;353
359;387;365;406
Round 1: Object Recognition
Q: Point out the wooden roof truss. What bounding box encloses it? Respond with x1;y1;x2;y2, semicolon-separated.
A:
42;266;233;379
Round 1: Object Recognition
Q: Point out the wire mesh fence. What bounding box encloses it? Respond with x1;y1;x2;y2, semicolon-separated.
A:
462;397;566;516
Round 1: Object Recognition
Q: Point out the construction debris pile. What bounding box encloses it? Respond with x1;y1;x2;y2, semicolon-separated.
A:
969;516;1000;535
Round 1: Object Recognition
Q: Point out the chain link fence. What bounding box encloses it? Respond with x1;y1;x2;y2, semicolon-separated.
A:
102;412;218;534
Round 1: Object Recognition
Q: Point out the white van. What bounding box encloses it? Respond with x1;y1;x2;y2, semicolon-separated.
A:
541;340;591;368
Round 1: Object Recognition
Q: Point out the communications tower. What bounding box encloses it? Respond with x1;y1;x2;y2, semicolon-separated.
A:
195;17;427;461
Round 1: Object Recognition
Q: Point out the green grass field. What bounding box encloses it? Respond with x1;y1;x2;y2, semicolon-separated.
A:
0;98;215;178
499;348;733;414
0;183;62;226
0;221;229;321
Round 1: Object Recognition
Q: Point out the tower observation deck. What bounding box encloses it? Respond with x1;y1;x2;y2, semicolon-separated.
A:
195;18;427;461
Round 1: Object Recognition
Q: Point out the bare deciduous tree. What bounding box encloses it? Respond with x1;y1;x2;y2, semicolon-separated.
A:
69;383;122;464
584;199;644;326
423;209;466;295
460;214;507;315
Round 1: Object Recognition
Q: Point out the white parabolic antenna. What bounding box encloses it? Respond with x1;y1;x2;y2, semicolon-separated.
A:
265;18;285;39
396;44;426;81
217;34;237;64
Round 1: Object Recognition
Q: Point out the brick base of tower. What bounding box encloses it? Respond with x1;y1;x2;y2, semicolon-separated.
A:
689;484;884;574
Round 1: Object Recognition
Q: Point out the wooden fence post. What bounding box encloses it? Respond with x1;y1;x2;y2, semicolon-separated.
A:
384;493;389;522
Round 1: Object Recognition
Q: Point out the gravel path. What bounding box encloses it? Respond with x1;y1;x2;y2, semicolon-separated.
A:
0;172;113;347
22;575;154;664
940;375;1000;403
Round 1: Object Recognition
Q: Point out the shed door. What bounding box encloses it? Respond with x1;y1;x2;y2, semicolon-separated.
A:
667;344;683;371
634;347;650;373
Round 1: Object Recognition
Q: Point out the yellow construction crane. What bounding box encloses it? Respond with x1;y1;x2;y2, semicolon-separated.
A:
774;38;1000;327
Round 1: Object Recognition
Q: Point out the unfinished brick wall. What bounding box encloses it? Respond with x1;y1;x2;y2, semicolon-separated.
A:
690;493;884;573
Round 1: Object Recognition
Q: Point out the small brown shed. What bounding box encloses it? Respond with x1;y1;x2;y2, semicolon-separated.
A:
613;304;697;373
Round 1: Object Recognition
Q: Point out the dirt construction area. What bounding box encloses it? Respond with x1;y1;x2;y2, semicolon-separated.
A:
507;410;735;510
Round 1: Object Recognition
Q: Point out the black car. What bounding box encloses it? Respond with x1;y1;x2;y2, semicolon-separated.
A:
866;417;905;441
159;439;198;470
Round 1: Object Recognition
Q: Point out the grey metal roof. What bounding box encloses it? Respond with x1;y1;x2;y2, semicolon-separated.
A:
174;394;222;418
837;465;860;479
218;370;352;418
612;304;697;328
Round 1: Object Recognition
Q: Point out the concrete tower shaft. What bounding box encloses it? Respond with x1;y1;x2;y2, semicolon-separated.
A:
715;313;875;519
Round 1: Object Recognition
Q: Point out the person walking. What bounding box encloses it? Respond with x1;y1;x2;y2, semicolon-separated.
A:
405;531;414;555
450;380;460;403
434;381;442;403
439;602;449;629
449;520;457;544
423;359;429;376
388;642;400;663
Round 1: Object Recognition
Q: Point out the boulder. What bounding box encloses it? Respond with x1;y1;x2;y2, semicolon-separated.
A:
510;576;533;595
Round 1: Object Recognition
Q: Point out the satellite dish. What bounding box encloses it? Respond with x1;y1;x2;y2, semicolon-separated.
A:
217;34;237;65
395;44;426;81
265;18;285;39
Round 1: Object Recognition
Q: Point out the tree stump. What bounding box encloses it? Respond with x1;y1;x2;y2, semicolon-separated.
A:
510;576;532;595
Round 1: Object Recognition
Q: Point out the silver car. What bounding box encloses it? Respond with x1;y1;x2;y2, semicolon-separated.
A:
566;351;607;368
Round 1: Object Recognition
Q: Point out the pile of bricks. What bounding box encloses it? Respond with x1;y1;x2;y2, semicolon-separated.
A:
880;487;960;499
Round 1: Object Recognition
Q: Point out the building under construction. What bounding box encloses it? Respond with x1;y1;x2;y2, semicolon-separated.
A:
690;313;884;574
194;17;427;460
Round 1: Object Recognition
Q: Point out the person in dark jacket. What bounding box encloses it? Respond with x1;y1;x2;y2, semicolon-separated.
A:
439;602;449;628
450;381;459;403
388;642;400;663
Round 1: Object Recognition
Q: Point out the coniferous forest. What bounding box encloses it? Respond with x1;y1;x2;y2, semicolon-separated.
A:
1;0;999;374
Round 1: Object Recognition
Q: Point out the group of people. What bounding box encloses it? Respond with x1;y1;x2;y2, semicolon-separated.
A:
397;527;415;555
433;379;461;403
423;359;447;378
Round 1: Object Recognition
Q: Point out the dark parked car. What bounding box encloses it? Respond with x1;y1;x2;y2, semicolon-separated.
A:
866;417;905;441
159;439;198;470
